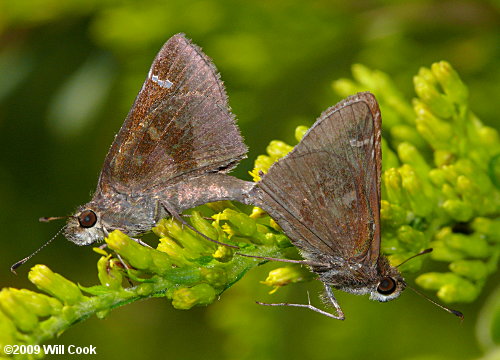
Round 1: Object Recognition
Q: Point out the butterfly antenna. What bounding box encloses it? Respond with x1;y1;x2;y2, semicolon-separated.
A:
10;226;66;274
407;284;464;320
39;216;68;222
396;248;433;268
235;252;328;267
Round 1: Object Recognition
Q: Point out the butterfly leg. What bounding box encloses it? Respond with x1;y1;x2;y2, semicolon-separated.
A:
323;283;345;320
96;235;133;270
113;253;135;287
180;214;214;221
235;252;328;267
130;237;153;248
160;200;239;249
257;286;345;320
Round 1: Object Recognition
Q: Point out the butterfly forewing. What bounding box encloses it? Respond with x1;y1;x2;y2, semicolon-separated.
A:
258;92;382;265
98;33;247;194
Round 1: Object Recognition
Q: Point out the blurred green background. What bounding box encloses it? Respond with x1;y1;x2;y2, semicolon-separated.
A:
0;0;499;359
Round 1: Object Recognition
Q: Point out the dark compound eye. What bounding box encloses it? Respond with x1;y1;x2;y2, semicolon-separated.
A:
78;210;97;228
377;277;397;295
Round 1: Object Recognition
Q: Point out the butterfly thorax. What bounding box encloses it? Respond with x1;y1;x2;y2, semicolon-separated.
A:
311;253;405;302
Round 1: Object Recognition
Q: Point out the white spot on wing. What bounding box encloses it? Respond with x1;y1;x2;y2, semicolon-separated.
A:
149;70;173;89
349;135;373;147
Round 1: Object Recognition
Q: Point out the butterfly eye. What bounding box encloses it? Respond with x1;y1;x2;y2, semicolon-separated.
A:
377;277;397;295
78;210;97;228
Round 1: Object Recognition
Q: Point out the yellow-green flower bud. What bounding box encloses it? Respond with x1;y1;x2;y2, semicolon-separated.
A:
414;67;454;119
274;234;291;248
213;245;234;262
441;164;460;185
136;283;154;297
97;255;123;290
415;272;478;303
429;169;447;187
204;201;239;213
28;265;86;305
397;225;426;248
295;126;309;142
251;225;275;245
0;289;39;332
442;199;473;222
106;230;173;274
444;233;490;258
269;218;282;232
399;165;433;217
8;288;62;317
62;306;77;320
157;237;192;266
455;175;482;211
430;228;465;262
441;184;458;200
160;218;215;253
455;159;493;192
414;99;454;150
249;155;274;181
0;310;16;352
472;218;500;243
383;168;405;205
429;240;465;262
433;150;455;167
171;284;216;310
189;211;219;242
152;218;170;238
261;266;307;294
415;67;436;86
216;209;257;237
416;272;455;290
438;281;478;303
477;126;500;150
397;143;430;179
266;140;293;161
449;260;488;281
249;206;267;219
431;61;468;104
201;268;228;288
380;201;407;228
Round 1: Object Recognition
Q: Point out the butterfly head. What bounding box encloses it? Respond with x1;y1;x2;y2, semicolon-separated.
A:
318;256;406;302
368;259;406;302
369;273;406;302
65;207;107;246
